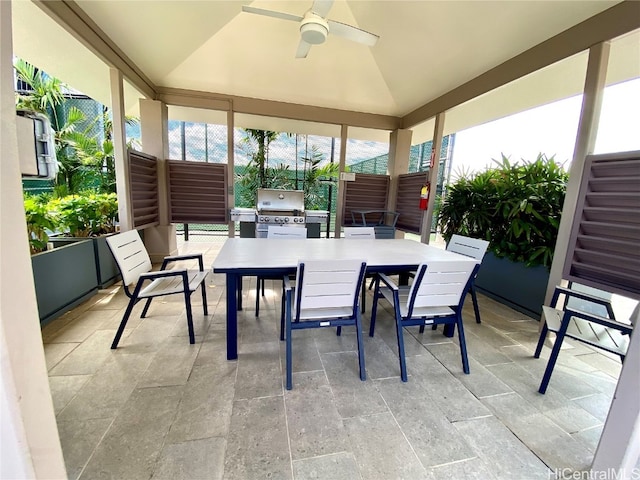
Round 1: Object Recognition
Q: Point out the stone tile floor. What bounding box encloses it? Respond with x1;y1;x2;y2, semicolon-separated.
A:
41;235;625;480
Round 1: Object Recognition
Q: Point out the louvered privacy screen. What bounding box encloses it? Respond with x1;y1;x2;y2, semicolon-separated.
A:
342;173;390;226
128;150;159;228
167;161;228;224
563;150;640;300
395;172;426;234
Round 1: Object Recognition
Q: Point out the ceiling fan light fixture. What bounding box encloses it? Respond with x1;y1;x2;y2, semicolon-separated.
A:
300;15;328;44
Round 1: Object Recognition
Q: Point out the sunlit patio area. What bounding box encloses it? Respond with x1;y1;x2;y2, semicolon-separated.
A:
40;235;626;480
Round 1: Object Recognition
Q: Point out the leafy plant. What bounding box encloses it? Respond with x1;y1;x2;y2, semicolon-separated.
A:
24;195;55;254
438;154;568;268
299;144;339;210
49;193;118;237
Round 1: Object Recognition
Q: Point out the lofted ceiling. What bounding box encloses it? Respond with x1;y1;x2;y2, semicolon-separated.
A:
10;0;640;144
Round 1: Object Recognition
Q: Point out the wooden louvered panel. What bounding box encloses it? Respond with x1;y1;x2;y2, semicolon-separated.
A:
584;192;639;208
167;160;228;224
128;150;159;229
564;151;640;299
582;207;640;224
342;174;389;226
395;172;425;234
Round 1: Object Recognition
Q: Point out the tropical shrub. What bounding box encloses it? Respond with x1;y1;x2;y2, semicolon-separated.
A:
438;154;568;268
24;195;55;254
49;193;118;237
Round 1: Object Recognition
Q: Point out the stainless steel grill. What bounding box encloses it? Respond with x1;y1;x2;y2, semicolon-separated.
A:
255;189;305;237
229;189;330;237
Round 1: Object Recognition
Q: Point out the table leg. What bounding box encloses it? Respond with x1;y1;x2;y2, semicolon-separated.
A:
236;275;243;311
226;273;238;360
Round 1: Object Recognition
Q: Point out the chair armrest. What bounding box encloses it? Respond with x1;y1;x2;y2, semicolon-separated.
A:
161;253;204;271
139;269;188;281
553;286;615;318
565;308;633;335
377;273;399;291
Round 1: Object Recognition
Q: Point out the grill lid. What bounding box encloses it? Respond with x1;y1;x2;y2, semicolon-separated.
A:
256;189;304;213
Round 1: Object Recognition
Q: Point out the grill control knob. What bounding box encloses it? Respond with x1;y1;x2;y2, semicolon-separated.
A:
284;217;289;223
275;217;280;223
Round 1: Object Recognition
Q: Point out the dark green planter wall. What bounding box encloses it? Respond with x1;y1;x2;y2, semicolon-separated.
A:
31;240;99;325
474;252;549;319
51;235;120;288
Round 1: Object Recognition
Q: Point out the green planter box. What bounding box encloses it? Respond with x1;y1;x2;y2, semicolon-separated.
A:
474;252;549;319
50;235;120;288
31;239;99;326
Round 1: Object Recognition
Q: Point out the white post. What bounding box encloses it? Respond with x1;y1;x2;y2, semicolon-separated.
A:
387;129;412;238
421;112;445;244
590;305;640;478
110;68;133;231
545;42;609;303
0;1;67;477
139;98;177;261
334;124;348;238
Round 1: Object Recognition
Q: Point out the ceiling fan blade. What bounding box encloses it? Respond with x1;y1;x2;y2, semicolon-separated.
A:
310;0;334;18
241;5;303;23
327;19;379;47
295;40;312;59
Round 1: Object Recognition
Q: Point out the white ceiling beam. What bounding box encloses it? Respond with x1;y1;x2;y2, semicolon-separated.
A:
32;0;156;100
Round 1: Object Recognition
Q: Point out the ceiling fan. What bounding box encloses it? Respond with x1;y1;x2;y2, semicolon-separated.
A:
242;0;379;58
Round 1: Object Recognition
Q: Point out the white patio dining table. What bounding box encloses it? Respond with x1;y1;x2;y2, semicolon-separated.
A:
212;238;478;360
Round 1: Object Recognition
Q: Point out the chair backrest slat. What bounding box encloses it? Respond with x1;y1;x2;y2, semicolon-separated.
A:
408;261;476;309
446;234;489;261
296;259;366;312
343;227;376;239
106;230;152;286
267;225;307;238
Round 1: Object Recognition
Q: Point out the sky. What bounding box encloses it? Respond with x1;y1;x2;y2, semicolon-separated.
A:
449;78;640;179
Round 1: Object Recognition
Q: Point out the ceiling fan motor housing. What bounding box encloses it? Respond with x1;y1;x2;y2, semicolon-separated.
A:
300;14;329;44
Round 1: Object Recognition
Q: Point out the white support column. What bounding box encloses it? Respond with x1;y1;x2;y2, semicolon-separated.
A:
0;1;67;478
420;112;445;244
139;98;177;261
546;42;609;303
334;125;348;238
227;107;235;238
577;42;640;480
591;304;640;478
109;68;132;232
387;129;412;238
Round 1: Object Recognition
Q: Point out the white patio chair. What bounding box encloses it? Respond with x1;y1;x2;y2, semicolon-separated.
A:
106;229;208;349
534;285;634;394
370;260;478;381
446;235;489;324
283;259;367;389
343;227;376;313
256;225;307;317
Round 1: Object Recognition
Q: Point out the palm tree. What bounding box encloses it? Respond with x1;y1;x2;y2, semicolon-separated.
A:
15;58;137;195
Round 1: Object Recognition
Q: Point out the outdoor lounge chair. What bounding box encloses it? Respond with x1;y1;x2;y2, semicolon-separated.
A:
282;259;367;390
370;260;478;381
534;285;634;394
106;229;208;349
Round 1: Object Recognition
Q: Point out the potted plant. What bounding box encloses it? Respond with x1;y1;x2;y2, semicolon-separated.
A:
48;192;120;288
25;194;99;325
438;154;568;317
